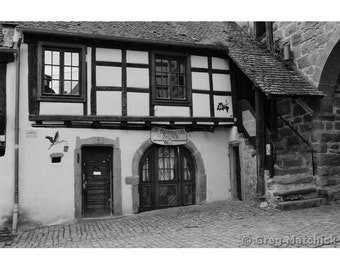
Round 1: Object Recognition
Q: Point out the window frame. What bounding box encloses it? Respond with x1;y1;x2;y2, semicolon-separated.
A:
37;41;87;103
151;51;192;106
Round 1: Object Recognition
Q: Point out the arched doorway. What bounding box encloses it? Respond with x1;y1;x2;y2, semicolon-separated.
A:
139;145;195;211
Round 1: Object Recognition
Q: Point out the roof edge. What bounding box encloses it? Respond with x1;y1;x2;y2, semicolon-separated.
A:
21;28;227;51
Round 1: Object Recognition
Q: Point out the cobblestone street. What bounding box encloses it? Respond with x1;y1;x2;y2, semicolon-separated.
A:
1;201;340;248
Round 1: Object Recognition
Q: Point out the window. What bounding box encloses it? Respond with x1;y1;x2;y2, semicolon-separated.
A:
152;53;191;105
38;42;86;102
254;22;266;39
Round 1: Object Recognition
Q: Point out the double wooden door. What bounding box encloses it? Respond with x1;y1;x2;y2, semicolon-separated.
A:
82;147;113;217
139;145;195;211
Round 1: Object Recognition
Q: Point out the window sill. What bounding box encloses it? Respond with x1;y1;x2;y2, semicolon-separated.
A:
37;95;86;103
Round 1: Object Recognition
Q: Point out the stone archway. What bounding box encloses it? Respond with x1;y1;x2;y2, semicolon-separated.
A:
126;139;207;213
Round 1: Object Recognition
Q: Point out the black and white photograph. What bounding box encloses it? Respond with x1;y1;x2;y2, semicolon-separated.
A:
1;1;339;269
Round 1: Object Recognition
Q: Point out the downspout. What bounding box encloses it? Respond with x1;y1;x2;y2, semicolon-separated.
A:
12;37;22;234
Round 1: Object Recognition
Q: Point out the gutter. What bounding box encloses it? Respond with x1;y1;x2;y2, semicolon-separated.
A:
11;37;22;233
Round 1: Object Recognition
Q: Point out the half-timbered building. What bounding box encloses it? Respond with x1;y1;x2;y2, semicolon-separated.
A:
0;22;326;231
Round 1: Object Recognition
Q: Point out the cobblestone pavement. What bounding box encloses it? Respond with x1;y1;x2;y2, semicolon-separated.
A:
2;201;340;248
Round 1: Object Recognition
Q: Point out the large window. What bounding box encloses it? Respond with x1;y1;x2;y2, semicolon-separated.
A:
152;53;191;105
38;42;86;102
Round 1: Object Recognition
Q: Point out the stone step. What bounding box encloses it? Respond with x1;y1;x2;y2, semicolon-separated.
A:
268;174;314;186
274;167;311;176
273;188;319;201
276;198;325;211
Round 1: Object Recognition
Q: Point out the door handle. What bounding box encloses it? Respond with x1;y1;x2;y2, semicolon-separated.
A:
83;181;87;190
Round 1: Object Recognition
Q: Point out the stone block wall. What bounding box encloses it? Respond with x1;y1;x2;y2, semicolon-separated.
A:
274;97;314;181
273;22;340;88
276;96;340;188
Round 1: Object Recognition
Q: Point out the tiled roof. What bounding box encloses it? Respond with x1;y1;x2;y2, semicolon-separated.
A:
16;21;324;96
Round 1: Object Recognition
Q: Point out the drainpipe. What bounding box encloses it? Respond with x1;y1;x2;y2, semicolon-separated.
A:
12;37;22;234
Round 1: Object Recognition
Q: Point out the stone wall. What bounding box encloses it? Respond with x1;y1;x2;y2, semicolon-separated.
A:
236;134;258;202
273;22;340;190
275;97;314;176
273;22;340;88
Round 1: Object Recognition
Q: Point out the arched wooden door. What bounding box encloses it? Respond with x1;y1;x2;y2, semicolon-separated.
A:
139;145;195;212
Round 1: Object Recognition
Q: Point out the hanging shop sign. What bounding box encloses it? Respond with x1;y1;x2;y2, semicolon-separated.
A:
242;109;256;137
151;127;187;146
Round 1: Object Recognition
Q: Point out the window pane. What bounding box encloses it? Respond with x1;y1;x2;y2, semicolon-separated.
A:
156;74;162;85
65;52;72;66
171;61;178;72
71;82;79;95
179;62;185;73
171;74;179;86
44;51;52;65
161;59;169;73
163;86;170;99
64;81;71;94
179;74;185;86
52;66;60;80
44;66;51;76
72;53;79;66
162;73;169;85
183;157;191;180
178;87;185;99
51;81;60;94
156;59;162;72
72;67;79;81
52;51;60;65
64;67;71;80
172;86;178;99
43;74;55;94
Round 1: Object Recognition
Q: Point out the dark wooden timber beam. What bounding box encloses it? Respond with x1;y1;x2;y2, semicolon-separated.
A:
29;114;235;123
31;122;234;131
255;87;266;199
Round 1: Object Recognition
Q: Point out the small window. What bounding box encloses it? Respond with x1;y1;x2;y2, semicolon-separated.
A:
38;43;86;102
254;22;266;39
153;54;190;105
50;152;64;163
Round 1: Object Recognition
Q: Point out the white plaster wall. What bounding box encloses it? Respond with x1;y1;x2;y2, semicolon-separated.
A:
192;93;210;117
154;106;190;117
96;91;122;115
96;66;122;87
126;68;149;88
126;50;149;64
0;62;16;227
191;55;208;68
39;103;83;115
212;57;229;70
192;72;210;90
96;48;122;62
189;127;237;202
127;93;149;116
213;74;231;92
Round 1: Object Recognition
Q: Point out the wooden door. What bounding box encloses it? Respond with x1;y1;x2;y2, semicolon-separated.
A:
139;145;195;212
82;147;112;217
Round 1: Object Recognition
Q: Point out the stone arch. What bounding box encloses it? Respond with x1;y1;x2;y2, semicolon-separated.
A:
317;28;340;97
125;139;207;213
